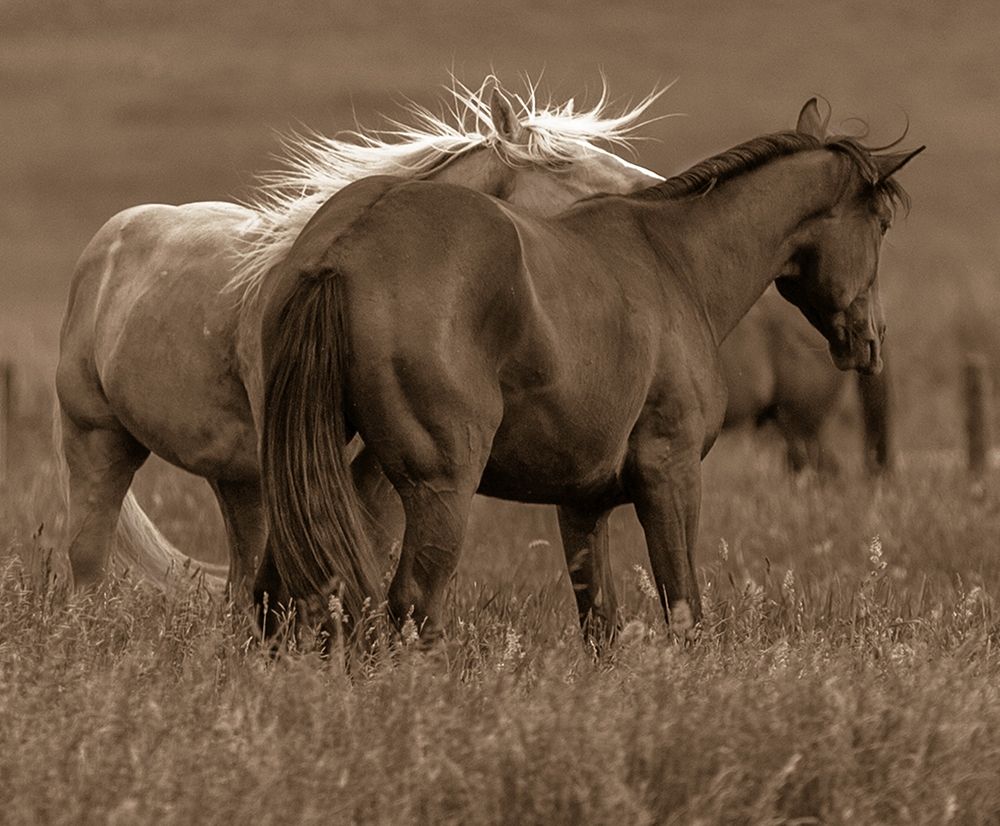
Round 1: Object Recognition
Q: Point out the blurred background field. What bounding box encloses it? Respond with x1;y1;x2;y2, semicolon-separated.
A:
3;1;999;434
3;4;1000;821
3;0;999;551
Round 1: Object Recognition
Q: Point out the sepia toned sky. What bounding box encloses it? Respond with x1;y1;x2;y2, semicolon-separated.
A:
1;0;997;381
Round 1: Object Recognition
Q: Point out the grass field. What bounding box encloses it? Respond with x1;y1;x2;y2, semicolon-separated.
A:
3;1;1000;823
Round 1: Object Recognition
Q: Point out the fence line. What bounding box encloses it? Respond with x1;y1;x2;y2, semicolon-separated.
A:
0;360;13;483
964;352;993;475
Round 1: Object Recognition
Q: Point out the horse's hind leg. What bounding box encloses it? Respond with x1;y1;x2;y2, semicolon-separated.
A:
378;408;497;645
351;444;405;567
61;414;149;589
387;473;482;646
210;478;266;607
557;505;619;645
252;542;289;642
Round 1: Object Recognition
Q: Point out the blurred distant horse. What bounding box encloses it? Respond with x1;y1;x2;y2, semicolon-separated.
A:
56;77;666;599
256;100;921;644
721;286;891;473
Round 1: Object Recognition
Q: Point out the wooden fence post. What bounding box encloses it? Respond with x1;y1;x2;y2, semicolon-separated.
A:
965;352;993;475
0;361;12;483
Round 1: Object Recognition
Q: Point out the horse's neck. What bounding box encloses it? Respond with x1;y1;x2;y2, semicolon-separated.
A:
645;150;844;345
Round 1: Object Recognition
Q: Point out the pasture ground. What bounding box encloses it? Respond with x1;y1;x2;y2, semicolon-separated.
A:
3;1;1000;823
3;416;1000;824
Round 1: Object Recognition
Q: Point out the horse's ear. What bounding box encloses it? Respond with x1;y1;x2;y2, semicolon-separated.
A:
489;87;524;142
795;98;827;140
875;146;925;181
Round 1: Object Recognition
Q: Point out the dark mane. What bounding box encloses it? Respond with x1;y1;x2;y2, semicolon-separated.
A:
638;130;910;216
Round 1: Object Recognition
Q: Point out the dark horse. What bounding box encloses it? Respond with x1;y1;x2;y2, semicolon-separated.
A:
255;100;921;643
721;286;892;474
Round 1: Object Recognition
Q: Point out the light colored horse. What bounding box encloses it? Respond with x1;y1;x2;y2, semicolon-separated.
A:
257;99;921;644
56;77;666;599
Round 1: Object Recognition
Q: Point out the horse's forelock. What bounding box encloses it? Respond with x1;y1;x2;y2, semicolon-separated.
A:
827;137;912;217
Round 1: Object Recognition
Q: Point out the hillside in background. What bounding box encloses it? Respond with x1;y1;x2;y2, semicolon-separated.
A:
2;0;998;449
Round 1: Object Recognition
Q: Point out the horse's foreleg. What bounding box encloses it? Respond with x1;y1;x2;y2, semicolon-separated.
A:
556;505;618;646
210;478;266;607
61;415;149;590
628;439;702;641
775;414;839;476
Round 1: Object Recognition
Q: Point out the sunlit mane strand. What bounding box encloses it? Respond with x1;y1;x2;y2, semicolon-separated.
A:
639;131;910;214
227;75;665;301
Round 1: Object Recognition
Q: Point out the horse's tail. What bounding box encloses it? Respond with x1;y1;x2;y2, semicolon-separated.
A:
115;491;228;590
857;345;893;475
260;271;381;628
51;401;228;591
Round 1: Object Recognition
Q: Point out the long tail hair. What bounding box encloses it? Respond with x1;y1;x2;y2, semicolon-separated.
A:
857;345;893;474
260;271;382;628
51;403;228;590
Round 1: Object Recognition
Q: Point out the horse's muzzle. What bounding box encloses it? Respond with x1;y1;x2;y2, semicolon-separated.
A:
829;326;883;374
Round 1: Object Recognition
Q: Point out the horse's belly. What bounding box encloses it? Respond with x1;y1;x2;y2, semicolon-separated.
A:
478;402;631;505
477;462;625;505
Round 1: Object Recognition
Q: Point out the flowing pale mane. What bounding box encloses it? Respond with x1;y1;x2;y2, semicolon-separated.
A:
228;76;664;299
640;131;910;213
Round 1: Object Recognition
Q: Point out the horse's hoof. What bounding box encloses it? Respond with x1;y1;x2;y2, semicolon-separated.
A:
668;599;700;644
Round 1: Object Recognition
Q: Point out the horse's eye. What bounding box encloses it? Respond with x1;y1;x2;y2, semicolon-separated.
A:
879;217;891;235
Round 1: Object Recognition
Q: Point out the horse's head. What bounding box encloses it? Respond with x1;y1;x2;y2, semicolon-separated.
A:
428;84;664;214
775;99;922;374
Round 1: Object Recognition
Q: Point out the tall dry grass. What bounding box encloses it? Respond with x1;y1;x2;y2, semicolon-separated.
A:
3;398;1000;824
4;3;1000;822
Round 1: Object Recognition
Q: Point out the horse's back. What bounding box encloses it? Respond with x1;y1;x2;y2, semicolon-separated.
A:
62;202;252;346
277;178;528;358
